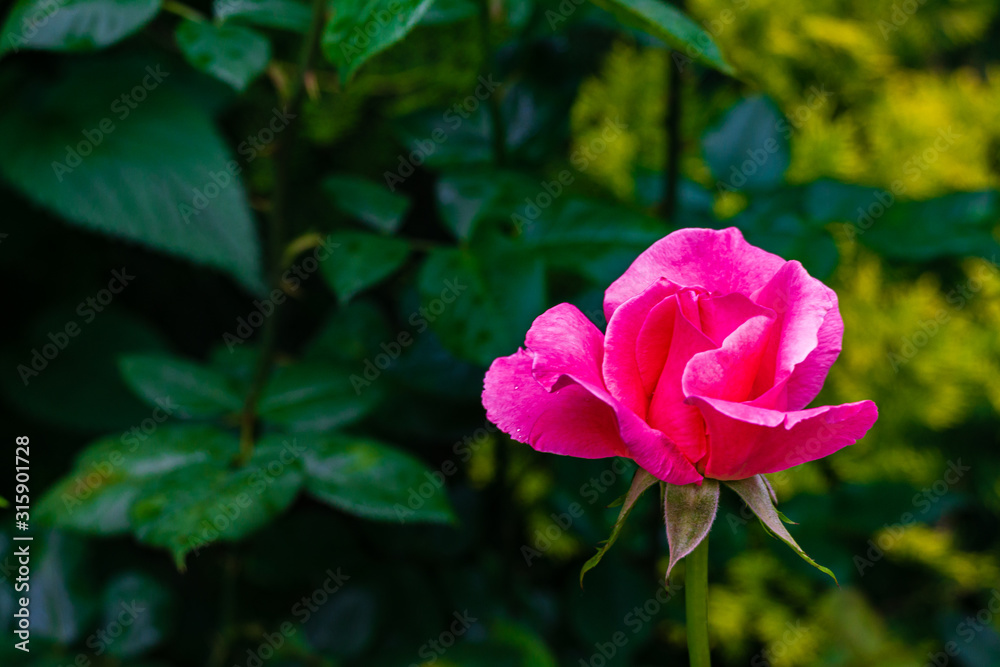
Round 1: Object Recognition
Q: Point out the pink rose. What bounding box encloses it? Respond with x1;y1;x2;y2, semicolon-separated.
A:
482;227;877;483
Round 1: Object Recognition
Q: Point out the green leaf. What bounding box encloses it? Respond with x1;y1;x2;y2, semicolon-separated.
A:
130;434;303;568
580;467;657;586
302;435;455;523
522;198;664;285
175;20;271;91
0;57;265;293
321;0;436;81
119;354;245;418
418;234;545;367
663;479;719;581
36;426;241;535
434;171;526;241
0;0;161;54
320;232;410;303
99;573;173;658
588;0;733;74
419;0;477;25
703;95;789;192
323;174;411;234
724;475;838;585
214;0;312;31
258;364;381;432
29;531;97;643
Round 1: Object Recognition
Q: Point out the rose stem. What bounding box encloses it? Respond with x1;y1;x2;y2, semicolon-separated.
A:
685;535;712;667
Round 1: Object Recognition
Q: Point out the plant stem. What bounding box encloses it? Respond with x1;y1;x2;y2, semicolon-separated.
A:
478;0;506;166
661;49;683;221
685;535;711;667
237;0;327;463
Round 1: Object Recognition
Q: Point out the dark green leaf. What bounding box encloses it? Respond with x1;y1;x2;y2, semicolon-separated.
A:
588;0;733;74
418;234;545;367
0;57;265;292
175;20;271;91
419;0;477;24
36;426;242;535
99;573;173;658
119;353;244;418
214;0;312;31
29;531;97;644
302;435;455;523
320;232;410;303
323;174;411;234
130;434;304;567
321;0;435;81
703;95;789;192
258;363;381;431
522;197;664;285
0;0;160;54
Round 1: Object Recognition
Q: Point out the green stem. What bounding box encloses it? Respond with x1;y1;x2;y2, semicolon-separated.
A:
478;0;506;166
237;0;327;464
161;0;206;22
685;536;711;667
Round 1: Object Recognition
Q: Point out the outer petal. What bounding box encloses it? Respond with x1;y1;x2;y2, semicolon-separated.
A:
525;303;703;485
784;300;844;411
751;261;839;410
604;227;787;321
483;350;628;459
690;396;878;480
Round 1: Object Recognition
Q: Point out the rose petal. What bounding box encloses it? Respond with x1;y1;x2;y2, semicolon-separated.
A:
603;279;684;418
522;303;703;484
689;396;878;480
604;227;786;322
750;261;839;410
483;350;628;459
682;310;776;404
645;297;716;464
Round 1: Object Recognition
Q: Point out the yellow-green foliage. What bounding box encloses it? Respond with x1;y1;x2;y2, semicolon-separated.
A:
569;0;1000;198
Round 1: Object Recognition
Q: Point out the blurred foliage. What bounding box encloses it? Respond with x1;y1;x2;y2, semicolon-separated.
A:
0;0;999;665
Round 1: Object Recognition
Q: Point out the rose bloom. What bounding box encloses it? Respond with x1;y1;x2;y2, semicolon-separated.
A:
482;227;877;483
